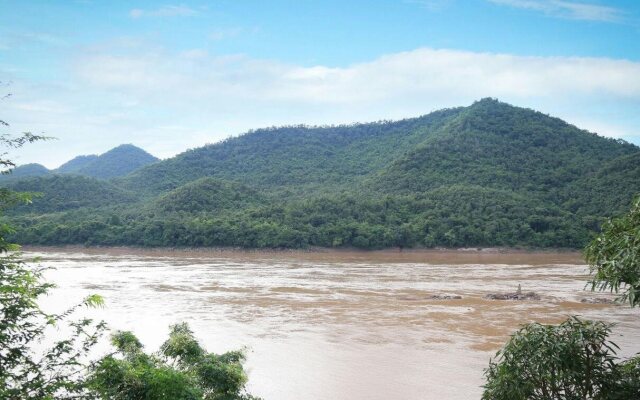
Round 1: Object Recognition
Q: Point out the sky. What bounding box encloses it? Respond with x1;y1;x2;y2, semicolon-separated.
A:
1;0;639;168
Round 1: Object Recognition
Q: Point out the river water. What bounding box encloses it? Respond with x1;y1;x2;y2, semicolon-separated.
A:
25;247;640;400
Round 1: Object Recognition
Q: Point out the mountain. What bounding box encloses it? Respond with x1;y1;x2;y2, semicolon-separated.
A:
116;107;461;196
369;99;635;197
4;99;640;249
0;144;158;181
56;155;99;174
0;163;50;180
62;144;159;179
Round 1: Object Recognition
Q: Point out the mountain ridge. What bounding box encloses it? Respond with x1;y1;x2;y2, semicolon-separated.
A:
4;98;640;249
1;144;159;181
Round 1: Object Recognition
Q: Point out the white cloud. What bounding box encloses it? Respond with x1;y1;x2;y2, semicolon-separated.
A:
4;46;640;167
488;0;624;22
129;4;197;19
75;48;640;104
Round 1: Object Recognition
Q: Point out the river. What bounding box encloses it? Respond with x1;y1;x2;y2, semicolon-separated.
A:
25;247;640;400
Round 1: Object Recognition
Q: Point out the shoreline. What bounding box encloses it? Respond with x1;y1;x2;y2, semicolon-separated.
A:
20;244;585;265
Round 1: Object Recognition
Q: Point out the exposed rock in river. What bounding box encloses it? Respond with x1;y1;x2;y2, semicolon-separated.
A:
485;292;541;301
580;297;617;304
398;294;463;301
427;294;463;300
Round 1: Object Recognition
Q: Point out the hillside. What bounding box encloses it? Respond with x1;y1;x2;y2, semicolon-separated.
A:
0;163;50;180
3;144;159;181
3;175;138;214
369;99;636;196
74;144;159;179
116;107;462;196
152;177;264;213
56;154;99;173
562;152;640;218
3;99;640;249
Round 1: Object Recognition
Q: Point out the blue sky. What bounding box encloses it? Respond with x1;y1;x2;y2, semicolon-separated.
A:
1;0;639;167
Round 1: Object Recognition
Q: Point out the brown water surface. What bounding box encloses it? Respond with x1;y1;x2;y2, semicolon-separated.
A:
27;247;639;400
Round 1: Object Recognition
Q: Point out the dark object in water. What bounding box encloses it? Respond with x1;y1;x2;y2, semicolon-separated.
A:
427;294;463;300
485;291;540;301
580;297;616;304
397;294;463;301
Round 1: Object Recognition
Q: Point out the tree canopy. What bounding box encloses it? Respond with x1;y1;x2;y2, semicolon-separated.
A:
586;196;640;307
482;317;639;400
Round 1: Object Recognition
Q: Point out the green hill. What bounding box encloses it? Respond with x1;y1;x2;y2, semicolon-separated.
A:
4;99;639;249
56;154;99;174
116;107;462;196
0;163;51;181
369;99;635;195
69;144;159;179
1;144;159;181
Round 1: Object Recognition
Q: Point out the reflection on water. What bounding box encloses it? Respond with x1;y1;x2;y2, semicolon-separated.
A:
25;247;640;400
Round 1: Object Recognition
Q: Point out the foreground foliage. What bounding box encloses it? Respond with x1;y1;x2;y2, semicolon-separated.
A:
482;317;639;400
90;324;259;400
586;196;640;307
0;132;107;399
0;251;106;399
1;227;259;400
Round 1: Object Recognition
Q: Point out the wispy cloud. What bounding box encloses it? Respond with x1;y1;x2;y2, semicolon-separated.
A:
209;27;244;41
488;0;624;22
404;0;452;11
0;31;69;49
129;4;197;19
74;47;640;105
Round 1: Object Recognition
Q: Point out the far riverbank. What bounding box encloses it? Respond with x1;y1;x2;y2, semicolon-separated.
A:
21;245;584;265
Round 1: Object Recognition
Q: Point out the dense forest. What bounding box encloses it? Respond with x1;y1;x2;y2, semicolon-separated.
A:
3;99;640;249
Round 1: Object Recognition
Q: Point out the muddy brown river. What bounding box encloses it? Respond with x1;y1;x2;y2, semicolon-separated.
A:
26;248;640;400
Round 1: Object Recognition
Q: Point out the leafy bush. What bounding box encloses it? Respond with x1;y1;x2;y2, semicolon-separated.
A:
482;317;638;400
586;196;640;307
90;323;259;400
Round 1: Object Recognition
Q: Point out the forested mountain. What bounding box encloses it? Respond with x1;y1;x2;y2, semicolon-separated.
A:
370;99;635;195
4;99;640;249
1;163;51;180
71;144;159;179
1;144;159;181
116;107;462;196
56;154;99;173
